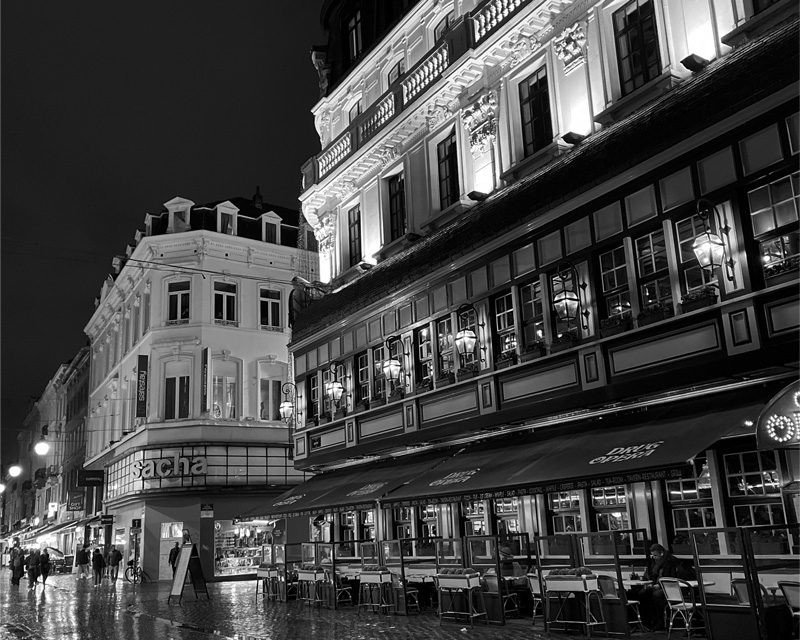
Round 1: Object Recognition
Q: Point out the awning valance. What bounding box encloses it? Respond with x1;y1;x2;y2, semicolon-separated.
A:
384;398;764;507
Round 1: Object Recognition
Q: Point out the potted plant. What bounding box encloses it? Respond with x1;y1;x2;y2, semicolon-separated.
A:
456;361;480;380
671;533;692;556
353;398;370;414
415;377;433;394
763;255;800;284
599;315;633;338
550;333;580;353
435;371;456;387
637;302;674;327
387;385;405;402
680;286;718;313
520;340;547;362
334;406;348;420
751;531;787;555
495;351;517;369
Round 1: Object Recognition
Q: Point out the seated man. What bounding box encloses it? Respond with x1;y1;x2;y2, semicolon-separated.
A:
633;543;696;630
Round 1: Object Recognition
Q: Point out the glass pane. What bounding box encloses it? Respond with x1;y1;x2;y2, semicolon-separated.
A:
674;510;688;529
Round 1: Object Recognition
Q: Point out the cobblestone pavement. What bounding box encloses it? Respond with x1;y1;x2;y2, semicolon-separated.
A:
0;570;673;640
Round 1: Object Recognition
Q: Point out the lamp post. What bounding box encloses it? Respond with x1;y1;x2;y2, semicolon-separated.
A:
279;382;297;458
552;262;588;330
692;198;735;283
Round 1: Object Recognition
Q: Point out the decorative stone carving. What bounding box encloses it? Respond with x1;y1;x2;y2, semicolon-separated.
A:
311;48;330;97
426;102;450;131
378;145;399;167
317;111;331;147
340;179;357;198
314;213;337;257
554;23;587;74
508;32;536;67
461;91;498;156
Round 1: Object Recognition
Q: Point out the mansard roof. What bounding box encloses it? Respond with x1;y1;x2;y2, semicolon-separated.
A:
291;18;799;342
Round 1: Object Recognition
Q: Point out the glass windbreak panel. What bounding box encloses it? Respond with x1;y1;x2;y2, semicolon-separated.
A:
467;536;498;575
383;540;402;562
301;543;317;565
318;543;333;565
360;542;380;567
436;538;463;566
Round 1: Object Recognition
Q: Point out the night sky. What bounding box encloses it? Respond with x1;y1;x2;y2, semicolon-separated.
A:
1;1;328;465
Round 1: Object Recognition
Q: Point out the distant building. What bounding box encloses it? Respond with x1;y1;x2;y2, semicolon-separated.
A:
275;0;797;593
81;190;317;581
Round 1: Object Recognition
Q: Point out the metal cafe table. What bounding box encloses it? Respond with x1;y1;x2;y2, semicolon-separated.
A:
437;568;488;626
544;573;605;636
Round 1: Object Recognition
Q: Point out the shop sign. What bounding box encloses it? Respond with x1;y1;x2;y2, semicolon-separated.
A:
757;382;800;450
272;493;305;507
101;515;114;525
588;441;664;464
67;491;85;511
200;503;214;518
136;355;149;417
77;470;105;486
131;454;207;480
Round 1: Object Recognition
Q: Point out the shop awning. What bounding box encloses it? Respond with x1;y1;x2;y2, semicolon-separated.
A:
384;398;764;507
238;452;454;520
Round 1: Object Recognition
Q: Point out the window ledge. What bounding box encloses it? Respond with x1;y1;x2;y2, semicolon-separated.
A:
502;141;566;184
722;0;798;47
214;319;239;327
594;71;681;127
421;199;469;233
375;232;422;262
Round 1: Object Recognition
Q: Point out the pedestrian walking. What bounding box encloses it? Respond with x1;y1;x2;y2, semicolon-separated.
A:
26;550;40;590
9;541;25;586
105;545;122;584
75;543;90;580
39;549;51;587
168;542;180;576
91;548;106;588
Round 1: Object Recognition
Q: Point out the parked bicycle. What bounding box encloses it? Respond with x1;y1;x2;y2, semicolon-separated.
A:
124;558;146;583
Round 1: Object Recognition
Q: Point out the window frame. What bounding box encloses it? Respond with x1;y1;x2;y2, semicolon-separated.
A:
436;129;460;211
167;280;191;325
213;280;238;326
348;203;362;267
388;173;407;242
519;64;553;159
612;0;662;97
259;287;282;330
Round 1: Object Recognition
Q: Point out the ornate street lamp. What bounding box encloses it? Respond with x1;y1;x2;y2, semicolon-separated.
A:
279;382;297;424
454;304;478;357
34;438;50;456
8;464;22;478
382;336;403;384
323;361;345;404
552;262;588;330
692;198;735;282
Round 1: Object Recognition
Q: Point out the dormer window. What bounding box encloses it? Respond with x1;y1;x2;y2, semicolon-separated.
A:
261;211;282;244
169;209;190;233
219;210;236;235
346;10;363;63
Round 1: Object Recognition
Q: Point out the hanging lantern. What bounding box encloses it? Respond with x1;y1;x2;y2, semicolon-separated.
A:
455;328;477;356
553;288;580;321
383;356;402;382
279;399;294;422
692;229;725;271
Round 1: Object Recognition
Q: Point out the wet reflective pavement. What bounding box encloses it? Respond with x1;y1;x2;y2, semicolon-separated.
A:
1;570;670;640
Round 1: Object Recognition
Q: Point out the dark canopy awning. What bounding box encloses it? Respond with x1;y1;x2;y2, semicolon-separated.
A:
384;398;764;507
238;451;453;520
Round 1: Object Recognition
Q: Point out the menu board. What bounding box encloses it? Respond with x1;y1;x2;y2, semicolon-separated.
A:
167;544;209;603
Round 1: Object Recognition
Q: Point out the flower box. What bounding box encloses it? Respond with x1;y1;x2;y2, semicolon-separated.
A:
297;568;325;582
599;319;632;338
680;288;718;313
495;353;517;369
521;345;547;362
388;389;405;402
437;573;482;589
436;373;455;387
637;307;673;326
334;408;348;420
415;379;432;394
551;338;579;353
544;575;598;593
456;367;478;381
360;569;393;584
752;541;786;555
353;401;369;414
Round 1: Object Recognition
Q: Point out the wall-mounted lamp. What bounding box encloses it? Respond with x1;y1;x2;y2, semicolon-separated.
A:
8;464;22;478
561;131;586;146
552;262;589;330
323;361;345;404
279;382;297;424
692;198;735;283
681;54;709;73
382;336;403;384
454;304;486;362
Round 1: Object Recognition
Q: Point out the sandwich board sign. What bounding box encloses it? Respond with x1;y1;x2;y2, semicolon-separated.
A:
167;543;209;604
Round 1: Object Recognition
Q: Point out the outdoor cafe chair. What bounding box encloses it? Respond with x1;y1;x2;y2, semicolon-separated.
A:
777;581;800;637
660;578;704;639
526;572;544;626
597;574;645;633
325;569;353;606
391;573;420;613
483;573;519;618
731;578;771;606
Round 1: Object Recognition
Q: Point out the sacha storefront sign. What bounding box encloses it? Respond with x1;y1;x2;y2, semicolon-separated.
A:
131;454;207;480
757;381;800;450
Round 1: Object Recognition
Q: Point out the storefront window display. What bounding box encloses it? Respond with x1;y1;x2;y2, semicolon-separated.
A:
213;520;271;576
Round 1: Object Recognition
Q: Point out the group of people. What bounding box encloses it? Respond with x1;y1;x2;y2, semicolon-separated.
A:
74;543;123;587
7;543;51;589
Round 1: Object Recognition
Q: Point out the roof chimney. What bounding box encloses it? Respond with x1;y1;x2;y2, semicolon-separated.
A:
253;186;263;210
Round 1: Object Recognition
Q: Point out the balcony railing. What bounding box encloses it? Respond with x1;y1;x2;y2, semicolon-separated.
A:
318;132;353;179
401;43;450;105
472;0;532;45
